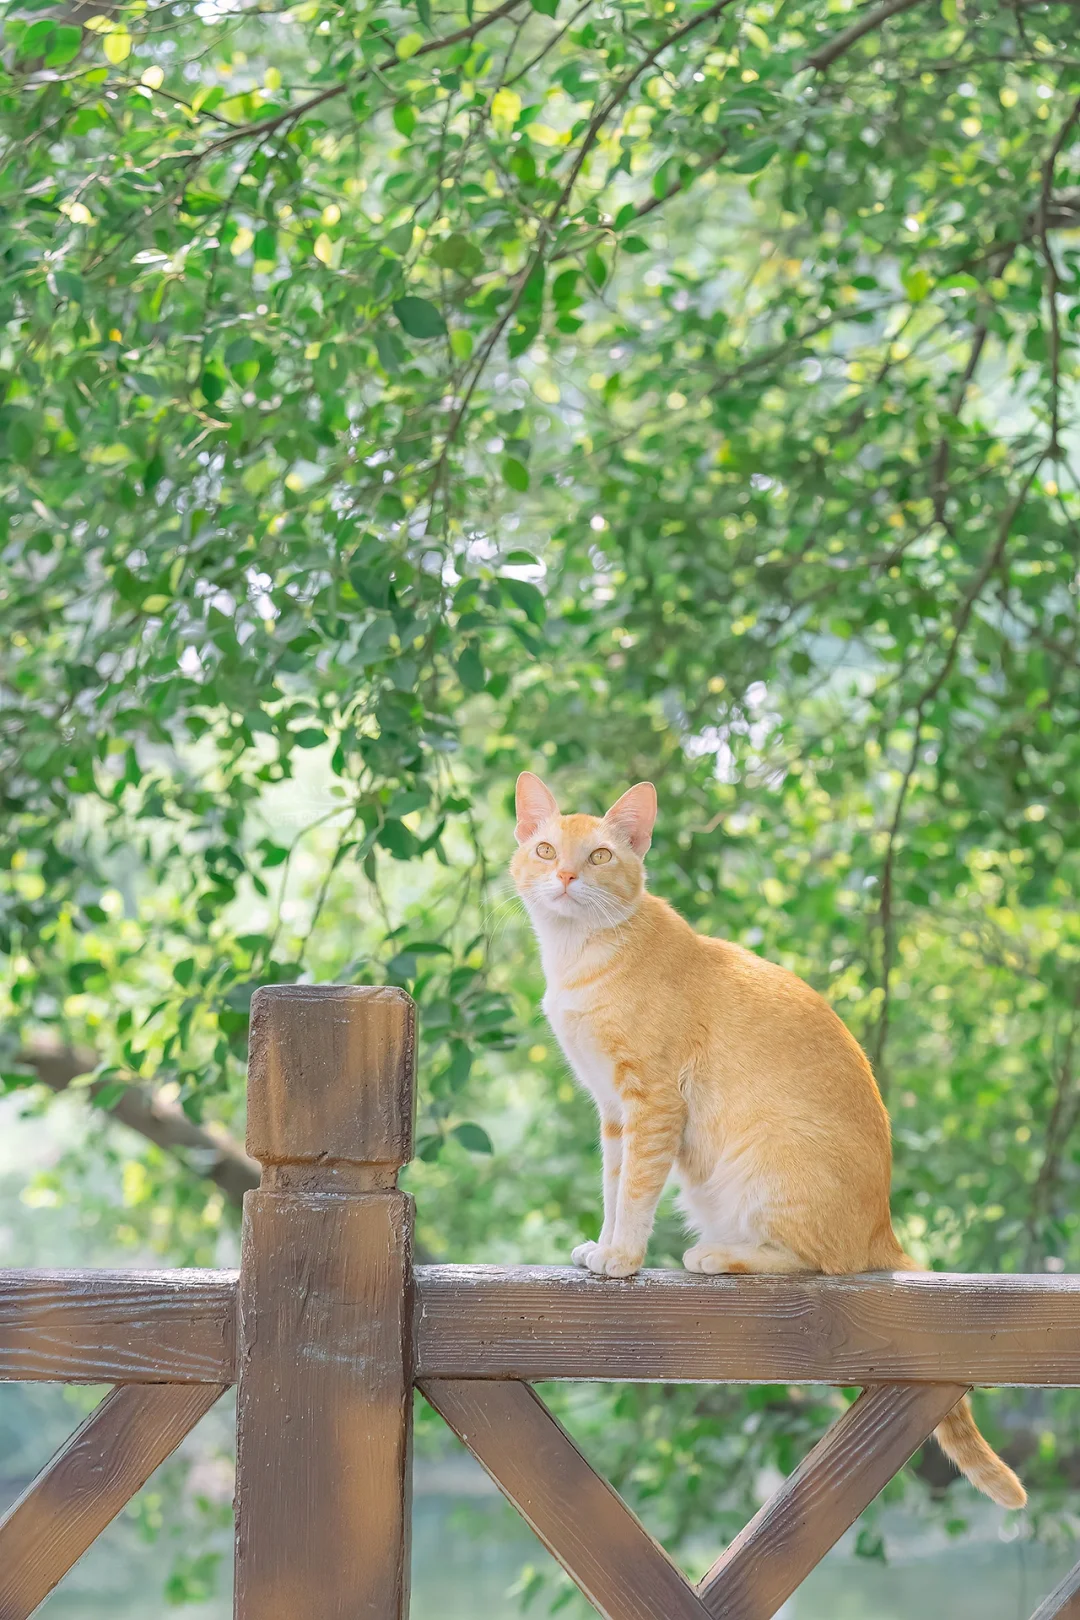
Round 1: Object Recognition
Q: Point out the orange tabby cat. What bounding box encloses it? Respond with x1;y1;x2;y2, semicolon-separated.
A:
511;771;1025;1509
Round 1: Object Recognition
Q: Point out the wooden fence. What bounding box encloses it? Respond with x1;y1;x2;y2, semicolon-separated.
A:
1;983;1080;1620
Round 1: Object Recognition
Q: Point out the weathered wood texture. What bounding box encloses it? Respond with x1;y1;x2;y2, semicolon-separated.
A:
1031;1562;1080;1620
423;1379;710;1620
0;1381;224;1620
234;985;415;1620
8;1263;1080;1389
697;1383;967;1620
0;1269;235;1384
413;1266;1080;1385
246;983;415;1169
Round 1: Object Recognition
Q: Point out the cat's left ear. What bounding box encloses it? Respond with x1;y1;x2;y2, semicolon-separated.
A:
515;772;560;843
604;782;657;856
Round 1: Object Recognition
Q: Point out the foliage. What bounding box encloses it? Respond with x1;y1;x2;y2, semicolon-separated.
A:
3;0;1080;1595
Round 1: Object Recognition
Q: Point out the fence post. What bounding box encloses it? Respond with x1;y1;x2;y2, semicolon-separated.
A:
234;984;416;1620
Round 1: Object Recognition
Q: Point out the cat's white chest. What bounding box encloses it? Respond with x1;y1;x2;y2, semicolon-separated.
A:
542;984;622;1116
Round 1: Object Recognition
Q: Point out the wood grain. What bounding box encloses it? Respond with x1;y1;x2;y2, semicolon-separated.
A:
246;983;416;1169
6;1264;1080;1391
234;984;415;1620
0;1269;236;1384
413;1266;1080;1386
697;1383;967;1619
1030;1562;1080;1620
422;1379;709;1620
0;1381;224;1620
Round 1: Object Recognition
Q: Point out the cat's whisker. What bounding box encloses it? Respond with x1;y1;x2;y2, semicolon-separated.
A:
480;894;526;950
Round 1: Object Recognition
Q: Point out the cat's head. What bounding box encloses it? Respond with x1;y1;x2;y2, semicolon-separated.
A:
510;772;657;929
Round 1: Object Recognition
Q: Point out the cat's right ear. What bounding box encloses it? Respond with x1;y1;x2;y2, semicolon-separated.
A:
515;772;559;843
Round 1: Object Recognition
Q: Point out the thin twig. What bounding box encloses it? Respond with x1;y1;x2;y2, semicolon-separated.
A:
1036;91;1080;459
871;458;1046;1080
505;0;594;86
195;0;527;159
804;0;926;72
430;0;736;516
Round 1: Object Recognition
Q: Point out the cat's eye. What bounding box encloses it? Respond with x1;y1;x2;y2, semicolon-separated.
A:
589;847;613;865
535;842;556;859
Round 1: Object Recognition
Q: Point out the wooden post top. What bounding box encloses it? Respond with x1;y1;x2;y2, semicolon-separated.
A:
246;985;416;1174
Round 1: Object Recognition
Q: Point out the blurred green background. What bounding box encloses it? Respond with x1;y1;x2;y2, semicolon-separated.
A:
3;0;1080;1609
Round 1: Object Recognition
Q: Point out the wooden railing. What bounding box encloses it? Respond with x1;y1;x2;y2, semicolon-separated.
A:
2;984;1079;1620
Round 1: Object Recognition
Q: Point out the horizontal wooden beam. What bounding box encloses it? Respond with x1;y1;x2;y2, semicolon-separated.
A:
0;1270;236;1384
412;1266;1080;1386
8;1264;1080;1388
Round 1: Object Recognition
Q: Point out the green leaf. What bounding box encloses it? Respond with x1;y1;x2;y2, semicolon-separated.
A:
431;233;482;274
902;267;932;303
502;577;546;624
69;960;107;991
393;100;416;137
91;1081;129;1111
1;1071;39;1093
502;455;530;492
445;1042;472;1092
453;1121;493;1153
458;644;486;692
44;24;82;65
378;819;419;859
729;140;777;174
174;957;196;988
200;366;227;404
392;296;447;339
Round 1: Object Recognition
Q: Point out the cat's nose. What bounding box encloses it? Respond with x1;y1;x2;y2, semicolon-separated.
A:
556;869;577;891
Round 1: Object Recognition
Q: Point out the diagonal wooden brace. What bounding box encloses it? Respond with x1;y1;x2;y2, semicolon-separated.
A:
1030;1561;1080;1620
422;1377;711;1620
0;1380;225;1620
697;1382;968;1620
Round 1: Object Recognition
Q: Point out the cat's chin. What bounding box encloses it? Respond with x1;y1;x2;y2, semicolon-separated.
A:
523;891;591;929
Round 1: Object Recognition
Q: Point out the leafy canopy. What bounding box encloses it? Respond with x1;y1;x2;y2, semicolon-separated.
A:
3;0;1080;1584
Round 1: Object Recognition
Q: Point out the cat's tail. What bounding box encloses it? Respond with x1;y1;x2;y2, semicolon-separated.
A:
933;1396;1026;1509
872;1235;1026;1509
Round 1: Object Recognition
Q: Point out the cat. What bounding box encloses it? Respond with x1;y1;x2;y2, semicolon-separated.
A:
510;770;1026;1509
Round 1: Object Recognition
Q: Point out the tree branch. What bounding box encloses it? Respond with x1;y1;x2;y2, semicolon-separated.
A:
804;0;926;73
431;0;735;509
13;1041;260;1210
196;0;527;158
1036;91;1080;459
930;322;989;524
871;459;1046;1079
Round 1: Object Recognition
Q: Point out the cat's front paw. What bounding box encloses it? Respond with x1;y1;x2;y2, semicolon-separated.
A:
682;1244;749;1274
575;1242;644;1278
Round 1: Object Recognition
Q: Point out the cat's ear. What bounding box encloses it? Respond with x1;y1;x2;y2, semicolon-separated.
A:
604;782;657;856
515;772;560;843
